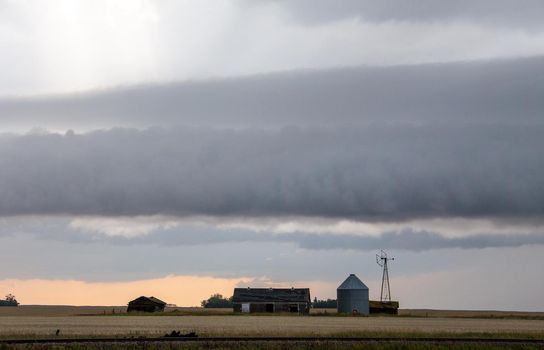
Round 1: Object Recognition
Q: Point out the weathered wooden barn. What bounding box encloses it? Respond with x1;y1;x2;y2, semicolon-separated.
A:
127;296;166;312
232;288;311;314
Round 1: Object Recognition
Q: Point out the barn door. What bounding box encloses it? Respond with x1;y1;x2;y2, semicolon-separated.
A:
265;304;274;313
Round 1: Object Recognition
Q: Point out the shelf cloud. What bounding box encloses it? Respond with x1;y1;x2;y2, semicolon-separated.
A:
0;123;542;220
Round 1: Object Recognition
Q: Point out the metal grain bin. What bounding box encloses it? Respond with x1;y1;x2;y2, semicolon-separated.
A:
337;274;369;315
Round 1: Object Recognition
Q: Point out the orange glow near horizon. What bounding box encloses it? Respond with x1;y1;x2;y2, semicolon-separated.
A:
0;275;253;306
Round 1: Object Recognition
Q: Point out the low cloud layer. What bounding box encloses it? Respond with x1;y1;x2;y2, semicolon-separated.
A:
290;230;544;251
1;57;544;130
0;124;542;220
108;227;544;252
2;216;544;252
274;0;544;28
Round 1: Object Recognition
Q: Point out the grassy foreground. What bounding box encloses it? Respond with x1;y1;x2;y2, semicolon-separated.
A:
1;341;543;350
1;307;543;348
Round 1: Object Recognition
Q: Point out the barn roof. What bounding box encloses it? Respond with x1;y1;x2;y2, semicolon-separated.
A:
337;274;369;290
232;288;310;303
128;296;166;305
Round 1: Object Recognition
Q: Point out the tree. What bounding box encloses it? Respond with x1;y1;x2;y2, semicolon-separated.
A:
201;293;233;308
312;298;337;308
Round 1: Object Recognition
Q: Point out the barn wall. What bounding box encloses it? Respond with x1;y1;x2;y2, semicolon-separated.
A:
233;302;310;314
127;302;165;312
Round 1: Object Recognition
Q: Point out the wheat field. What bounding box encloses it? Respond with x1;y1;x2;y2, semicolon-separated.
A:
1;315;544;339
1;306;544;339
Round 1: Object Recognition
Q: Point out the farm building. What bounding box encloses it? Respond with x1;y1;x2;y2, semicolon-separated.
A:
0;300;18;307
337;274;369;315
369;300;399;315
232;287;311;314
127;296;166;312
0;294;18;307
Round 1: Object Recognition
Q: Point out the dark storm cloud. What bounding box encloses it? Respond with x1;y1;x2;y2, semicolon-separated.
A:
0;124;543;219
268;0;544;28
1;56;544;129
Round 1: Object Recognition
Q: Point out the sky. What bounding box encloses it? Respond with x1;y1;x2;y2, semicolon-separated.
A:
0;0;544;309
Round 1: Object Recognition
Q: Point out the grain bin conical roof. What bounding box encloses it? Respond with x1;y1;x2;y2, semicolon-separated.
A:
337;274;368;290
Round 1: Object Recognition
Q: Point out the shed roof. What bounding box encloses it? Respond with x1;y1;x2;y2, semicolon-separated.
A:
232;288;310;303
129;296;166;305
337;274;369;290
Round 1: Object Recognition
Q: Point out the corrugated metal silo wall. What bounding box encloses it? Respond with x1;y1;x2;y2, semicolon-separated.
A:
337;289;369;315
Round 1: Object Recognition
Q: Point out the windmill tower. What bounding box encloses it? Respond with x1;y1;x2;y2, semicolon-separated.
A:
376;250;394;302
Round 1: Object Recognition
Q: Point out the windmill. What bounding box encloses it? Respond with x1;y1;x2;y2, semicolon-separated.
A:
376;250;394;302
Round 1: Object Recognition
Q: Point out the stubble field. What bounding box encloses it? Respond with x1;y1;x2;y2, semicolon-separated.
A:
0;307;544;339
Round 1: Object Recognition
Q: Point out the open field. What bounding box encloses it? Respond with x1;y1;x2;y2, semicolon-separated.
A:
1;307;544;349
399;309;544;319
1;315;544;339
3;340;543;350
0;306;127;317
1;305;544;350
3;306;544;319
0;306;235;317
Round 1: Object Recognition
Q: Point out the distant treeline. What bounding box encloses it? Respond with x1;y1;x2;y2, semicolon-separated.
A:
201;294;233;308
312;298;337;308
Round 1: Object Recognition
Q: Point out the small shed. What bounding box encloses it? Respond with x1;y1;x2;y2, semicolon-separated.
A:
232;288;311;314
0;295;18;307
0;300;18;307
337;274;369;315
127;296;166;312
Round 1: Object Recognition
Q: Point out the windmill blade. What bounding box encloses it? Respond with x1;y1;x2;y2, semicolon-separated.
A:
376;254;383;266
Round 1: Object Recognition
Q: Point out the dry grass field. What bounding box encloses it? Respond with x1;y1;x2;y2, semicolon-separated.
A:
399;309;544;319
0;306;234;317
0;305;127;317
1;307;544;350
1;315;544;338
1;307;544;339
